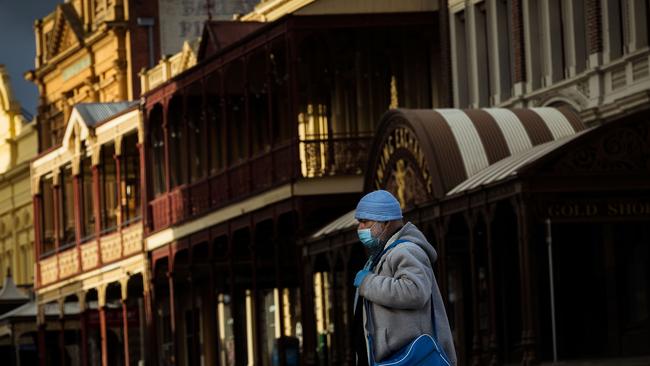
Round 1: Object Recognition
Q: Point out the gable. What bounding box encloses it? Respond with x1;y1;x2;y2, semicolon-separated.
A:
47;3;85;59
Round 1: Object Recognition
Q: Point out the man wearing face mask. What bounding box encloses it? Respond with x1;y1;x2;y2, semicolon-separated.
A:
351;190;456;366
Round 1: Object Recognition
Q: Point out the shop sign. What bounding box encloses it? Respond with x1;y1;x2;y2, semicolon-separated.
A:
545;200;650;218
86;307;139;327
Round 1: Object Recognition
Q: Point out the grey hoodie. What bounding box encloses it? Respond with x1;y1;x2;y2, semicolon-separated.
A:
358;222;457;365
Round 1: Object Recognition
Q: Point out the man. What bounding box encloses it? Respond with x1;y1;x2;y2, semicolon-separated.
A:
352;190;456;365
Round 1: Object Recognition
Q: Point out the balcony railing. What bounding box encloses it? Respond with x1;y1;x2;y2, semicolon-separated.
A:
149;135;371;232
38;222;143;288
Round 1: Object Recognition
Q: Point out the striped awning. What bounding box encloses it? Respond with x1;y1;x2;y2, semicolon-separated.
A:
374;107;586;197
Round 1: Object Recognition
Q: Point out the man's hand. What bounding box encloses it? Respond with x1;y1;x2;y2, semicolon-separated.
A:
354;269;371;287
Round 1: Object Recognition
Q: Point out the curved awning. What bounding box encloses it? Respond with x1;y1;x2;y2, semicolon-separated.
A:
366;107;585;199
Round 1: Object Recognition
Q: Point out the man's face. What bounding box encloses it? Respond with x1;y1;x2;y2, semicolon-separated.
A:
357;219;384;237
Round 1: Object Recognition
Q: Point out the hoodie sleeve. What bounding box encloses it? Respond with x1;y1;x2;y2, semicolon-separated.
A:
359;243;433;310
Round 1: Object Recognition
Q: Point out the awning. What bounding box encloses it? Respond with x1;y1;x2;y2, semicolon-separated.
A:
446;129;590;196
310;210;357;240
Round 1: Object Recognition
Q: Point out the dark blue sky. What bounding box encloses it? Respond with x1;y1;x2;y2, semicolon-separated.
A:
0;0;61;115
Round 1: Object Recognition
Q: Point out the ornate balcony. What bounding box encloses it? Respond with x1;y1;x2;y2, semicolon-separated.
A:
38;223;143;287
148;135;371;232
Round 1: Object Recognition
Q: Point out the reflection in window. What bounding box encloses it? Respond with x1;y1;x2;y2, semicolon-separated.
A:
101;144;118;232
60;165;76;246
81;155;95;240
40;176;56;254
218;293;236;366
121;133;141;225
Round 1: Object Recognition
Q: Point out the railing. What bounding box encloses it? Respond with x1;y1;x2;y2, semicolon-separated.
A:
149;135;371;232
38;222;143;288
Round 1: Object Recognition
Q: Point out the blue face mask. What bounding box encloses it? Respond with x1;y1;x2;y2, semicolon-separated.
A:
357;223;381;249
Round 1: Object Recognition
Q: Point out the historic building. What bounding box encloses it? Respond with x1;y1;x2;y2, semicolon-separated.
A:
31;101;146;366
0;66;38;288
307;1;650;366
139;1;441;365
0;65;38;365
25;0;161;152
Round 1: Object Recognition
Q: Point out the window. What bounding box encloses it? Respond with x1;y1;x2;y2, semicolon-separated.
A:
225;61;247;163
121;133;141;225
249;50;270;156
207;74;224;175
475;2;491;106
150;106;166;196
270;43;291;145
81;155;95;240
453;10;469;107
59;165;76;247
40;176;56;254
187;86;207;182
101;144;118;232
168;97;187;188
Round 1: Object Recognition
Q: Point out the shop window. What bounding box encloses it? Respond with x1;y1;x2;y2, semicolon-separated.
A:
59;164;76;247
120;133;141;225
217;293;236;366
81;155;95;241
100;143;118;233
40;176;56;255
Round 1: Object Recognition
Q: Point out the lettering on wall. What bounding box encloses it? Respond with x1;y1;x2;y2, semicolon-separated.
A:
158;0;257;56
545;201;650;218
62;55;91;81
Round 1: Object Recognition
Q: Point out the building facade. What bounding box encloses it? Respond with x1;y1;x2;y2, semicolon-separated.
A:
25;0;161;152
0;66;38;288
306;1;650;366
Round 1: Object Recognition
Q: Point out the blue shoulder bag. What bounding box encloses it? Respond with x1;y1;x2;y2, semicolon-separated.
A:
363;239;452;366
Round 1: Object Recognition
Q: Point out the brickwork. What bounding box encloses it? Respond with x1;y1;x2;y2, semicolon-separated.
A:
512;0;526;83
586;0;603;54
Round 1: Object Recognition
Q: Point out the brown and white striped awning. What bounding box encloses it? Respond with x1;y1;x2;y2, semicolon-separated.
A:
373;107;586;197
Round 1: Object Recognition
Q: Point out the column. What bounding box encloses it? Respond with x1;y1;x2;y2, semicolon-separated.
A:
143;270;158;366
515;199;536;365
167;271;178;365
121;279;131;366
79;293;89;366
59;301;66;366
465;212;481;366
98;286;109;366
484;207;499;366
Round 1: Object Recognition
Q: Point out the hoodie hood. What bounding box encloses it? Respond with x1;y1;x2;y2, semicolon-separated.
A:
386;222;438;264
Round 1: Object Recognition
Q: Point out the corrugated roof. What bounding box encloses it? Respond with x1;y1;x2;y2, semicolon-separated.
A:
376;107;585;197
0;275;29;302
447;129;590;196
310;210;357;240
74;101;138;127
311;107;586;242
0;300;119;321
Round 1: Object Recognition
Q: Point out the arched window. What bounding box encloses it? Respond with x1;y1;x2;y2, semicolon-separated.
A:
206;74;225;174
121;132;141;225
187;83;207;182
40;175;56;255
225;61;246;164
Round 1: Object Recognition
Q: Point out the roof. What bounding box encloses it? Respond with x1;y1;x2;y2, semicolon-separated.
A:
0;300;118;322
368;107;585;198
0;274;29;302
74;101;138;127
198;21;265;61
311;107;587;242
310;210;357;240
447;129;591;196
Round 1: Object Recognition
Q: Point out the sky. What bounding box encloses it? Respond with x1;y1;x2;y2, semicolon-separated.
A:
0;0;61;115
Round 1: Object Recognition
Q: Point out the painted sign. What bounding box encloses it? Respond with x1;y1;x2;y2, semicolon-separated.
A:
158;0;257;56
62;55;91;81
545;200;650;219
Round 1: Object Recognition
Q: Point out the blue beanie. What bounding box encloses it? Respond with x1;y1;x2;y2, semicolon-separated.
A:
355;190;403;222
